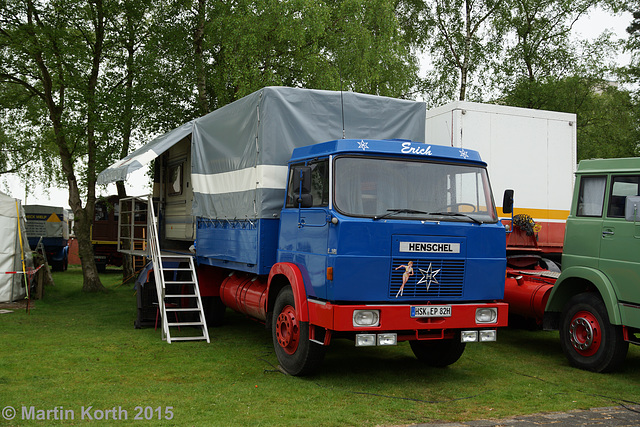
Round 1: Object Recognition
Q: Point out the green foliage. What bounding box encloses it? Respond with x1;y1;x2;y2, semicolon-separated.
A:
421;0;504;104
501;75;640;161
140;0;419;131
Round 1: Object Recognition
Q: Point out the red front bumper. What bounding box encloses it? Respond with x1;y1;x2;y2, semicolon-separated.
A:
308;300;508;338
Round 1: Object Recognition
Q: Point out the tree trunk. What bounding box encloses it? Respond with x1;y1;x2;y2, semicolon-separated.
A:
72;203;106;292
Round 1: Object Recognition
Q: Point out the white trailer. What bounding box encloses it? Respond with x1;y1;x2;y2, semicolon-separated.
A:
426;101;577;255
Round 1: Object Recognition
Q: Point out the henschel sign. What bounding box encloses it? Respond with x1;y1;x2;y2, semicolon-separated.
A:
400;242;460;253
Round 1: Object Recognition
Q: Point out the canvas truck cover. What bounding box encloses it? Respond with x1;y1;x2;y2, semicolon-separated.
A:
98;86;426;219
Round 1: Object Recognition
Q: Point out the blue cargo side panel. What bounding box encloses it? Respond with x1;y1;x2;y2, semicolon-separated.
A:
196;218;279;275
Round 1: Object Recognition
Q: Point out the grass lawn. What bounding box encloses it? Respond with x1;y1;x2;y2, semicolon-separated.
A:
1;265;639;426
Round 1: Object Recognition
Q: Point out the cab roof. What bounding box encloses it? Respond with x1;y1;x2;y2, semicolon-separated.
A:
290;139;486;166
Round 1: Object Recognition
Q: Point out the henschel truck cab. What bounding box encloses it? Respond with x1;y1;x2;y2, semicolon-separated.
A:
99;87;508;375
257;139;508;374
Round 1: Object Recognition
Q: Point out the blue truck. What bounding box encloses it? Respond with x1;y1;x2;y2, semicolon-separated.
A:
99;87;508;375
24;205;69;271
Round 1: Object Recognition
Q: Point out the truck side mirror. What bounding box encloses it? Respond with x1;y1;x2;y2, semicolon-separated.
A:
502;189;514;214
297;193;313;208
292;166;313;208
625;196;640;221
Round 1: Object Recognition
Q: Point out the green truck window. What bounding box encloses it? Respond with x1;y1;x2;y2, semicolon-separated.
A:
607;176;640;218
577;176;606;217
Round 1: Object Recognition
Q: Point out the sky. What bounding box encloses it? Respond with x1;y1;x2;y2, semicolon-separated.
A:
1;7;635;210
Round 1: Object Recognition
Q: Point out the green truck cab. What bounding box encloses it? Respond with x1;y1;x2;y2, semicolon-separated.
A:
544;157;640;372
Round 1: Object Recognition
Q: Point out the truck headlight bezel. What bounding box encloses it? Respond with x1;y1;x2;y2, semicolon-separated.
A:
353;310;380;327
475;308;498;324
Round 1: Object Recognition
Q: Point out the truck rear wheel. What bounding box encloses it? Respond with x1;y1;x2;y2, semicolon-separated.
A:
271;286;325;376
559;293;628;373
410;333;466;367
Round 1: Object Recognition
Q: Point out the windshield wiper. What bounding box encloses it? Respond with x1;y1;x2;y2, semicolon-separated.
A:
373;209;428;220
428;211;483;224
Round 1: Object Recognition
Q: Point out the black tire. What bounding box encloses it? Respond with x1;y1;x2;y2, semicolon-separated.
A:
410;333;466;367
271;286;325;376
559;292;628;373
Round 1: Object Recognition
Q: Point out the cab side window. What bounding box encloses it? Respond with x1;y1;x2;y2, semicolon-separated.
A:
577;176;606;217
607;175;640;218
286;159;329;208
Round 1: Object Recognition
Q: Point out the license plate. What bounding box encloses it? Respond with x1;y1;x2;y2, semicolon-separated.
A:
411;305;452;318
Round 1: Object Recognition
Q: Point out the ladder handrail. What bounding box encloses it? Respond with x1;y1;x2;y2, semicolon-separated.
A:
146;196;169;340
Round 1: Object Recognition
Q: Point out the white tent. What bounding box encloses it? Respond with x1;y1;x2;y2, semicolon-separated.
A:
0;192;33;303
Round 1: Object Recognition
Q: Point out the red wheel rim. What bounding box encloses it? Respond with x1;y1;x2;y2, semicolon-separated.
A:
568;310;601;357
276;305;299;355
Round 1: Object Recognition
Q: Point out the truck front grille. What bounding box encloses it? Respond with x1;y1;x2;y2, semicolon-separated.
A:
390;258;465;299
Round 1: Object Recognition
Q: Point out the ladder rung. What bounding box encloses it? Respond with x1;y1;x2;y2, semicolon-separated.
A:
163;281;195;285
165;307;201;312
170;337;207;342
164;294;197;298
168;322;204;327
161;267;192;271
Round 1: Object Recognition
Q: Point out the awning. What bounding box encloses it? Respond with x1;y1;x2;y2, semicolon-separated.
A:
97;121;194;185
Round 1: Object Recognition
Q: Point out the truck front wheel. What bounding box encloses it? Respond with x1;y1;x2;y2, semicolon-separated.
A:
410;333;466;367
271;286;325;376
559;293;628;373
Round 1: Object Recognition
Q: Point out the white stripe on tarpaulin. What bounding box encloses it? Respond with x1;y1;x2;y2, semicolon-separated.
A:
192;165;288;195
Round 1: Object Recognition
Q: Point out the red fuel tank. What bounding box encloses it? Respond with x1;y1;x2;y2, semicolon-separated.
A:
504;273;554;323
220;273;268;321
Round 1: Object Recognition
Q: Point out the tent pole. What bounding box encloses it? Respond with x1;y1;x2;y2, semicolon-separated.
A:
15;200;29;312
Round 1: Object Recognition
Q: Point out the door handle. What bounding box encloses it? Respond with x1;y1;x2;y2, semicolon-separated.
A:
602;230;615;236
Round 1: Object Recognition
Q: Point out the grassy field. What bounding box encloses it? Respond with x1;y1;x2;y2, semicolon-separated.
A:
1;266;639;426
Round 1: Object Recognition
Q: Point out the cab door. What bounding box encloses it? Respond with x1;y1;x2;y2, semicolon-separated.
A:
278;159;330;299
563;175;607;270
599;175;640;303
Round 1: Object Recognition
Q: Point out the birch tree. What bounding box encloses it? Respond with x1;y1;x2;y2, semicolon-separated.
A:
0;0;120;292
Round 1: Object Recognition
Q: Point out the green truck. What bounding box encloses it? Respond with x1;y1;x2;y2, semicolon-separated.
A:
543;157;640;372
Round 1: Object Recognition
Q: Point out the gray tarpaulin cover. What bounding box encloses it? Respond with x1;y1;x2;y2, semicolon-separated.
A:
97;86;426;219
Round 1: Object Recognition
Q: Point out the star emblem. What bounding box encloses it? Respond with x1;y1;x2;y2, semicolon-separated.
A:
358;140;369;150
417;263;440;291
459;148;469;159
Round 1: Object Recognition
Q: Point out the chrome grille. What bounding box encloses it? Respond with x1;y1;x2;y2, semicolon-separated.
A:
390;258;465;299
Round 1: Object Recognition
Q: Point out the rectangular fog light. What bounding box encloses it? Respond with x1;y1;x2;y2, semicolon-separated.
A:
461;330;478;343
479;330;497;342
377;333;397;346
355;334;377;347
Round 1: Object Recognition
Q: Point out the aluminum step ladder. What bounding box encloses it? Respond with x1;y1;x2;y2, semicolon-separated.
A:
145;196;209;343
155;254;210;343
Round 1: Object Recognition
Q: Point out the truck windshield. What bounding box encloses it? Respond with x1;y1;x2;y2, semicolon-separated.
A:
334;156;497;223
